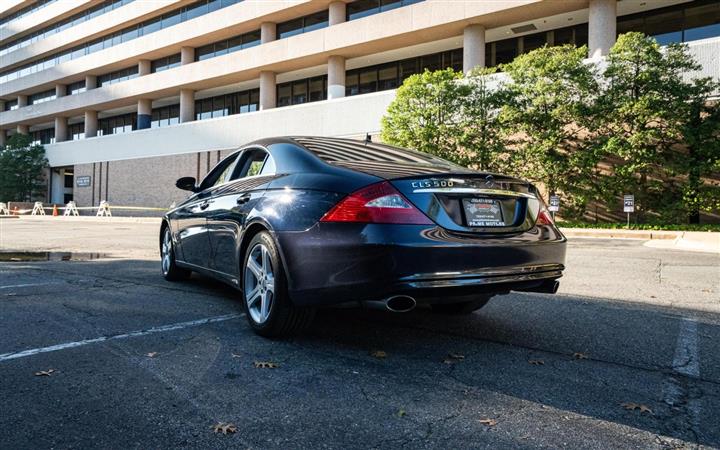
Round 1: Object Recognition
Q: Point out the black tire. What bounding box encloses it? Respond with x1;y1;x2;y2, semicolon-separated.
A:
430;297;492;315
241;231;315;338
161;226;191;281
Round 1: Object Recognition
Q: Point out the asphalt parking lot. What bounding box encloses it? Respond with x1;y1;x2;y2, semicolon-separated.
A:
0;218;719;449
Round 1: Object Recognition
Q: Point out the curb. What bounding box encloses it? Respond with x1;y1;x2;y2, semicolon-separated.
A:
559;228;680;240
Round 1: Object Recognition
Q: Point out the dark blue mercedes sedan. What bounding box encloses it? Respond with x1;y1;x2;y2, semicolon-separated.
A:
161;137;566;337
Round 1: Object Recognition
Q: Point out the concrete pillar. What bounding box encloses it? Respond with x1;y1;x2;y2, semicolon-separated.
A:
17;124;29;135
180;89;195;123
86;75;97;90
181;47;195;65
588;0;617;59
327;55;346;100
137;98;152;129
55;84;67;98
259;71;276;110
463;24;486;74
329;1;346;26
138;59;151;76
54;116;68;143
17;95;28;107
85;110;98;138
261;22;277;44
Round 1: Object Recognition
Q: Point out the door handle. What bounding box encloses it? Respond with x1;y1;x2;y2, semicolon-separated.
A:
236;194;251;205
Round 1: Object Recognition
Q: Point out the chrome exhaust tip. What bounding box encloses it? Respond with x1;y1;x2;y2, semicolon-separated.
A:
361;295;417;313
385;295;417;313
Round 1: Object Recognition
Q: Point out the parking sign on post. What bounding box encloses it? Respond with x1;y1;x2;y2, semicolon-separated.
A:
623;195;634;227
549;195;560;212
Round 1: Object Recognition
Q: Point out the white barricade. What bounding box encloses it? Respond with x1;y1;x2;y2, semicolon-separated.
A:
64;201;79;216
96;200;112;217
0;202;9;216
31;202;46;215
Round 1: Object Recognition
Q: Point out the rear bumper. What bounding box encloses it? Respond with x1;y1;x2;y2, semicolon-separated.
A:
276;223;566;307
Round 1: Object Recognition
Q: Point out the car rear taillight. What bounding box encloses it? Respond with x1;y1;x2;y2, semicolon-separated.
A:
536;198;555;225
321;181;432;225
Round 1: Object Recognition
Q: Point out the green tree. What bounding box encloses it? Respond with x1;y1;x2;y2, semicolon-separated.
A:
500;45;601;218
380;69;471;165
681;101;720;223
597;32;719;222
0;134;48;202
462;67;512;172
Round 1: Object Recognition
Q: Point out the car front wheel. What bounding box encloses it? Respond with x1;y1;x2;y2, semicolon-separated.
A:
161;227;191;281
242;231;315;337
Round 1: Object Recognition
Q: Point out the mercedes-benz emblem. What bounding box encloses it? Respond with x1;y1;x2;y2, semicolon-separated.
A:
484;175;495;187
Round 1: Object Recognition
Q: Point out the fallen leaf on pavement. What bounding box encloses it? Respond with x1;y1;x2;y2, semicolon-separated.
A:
34;369;55;376
397;409;406;418
528;359;545;365
370;350;387;359
253;361;278;369
443;353;465;364
212;422;237;435
572;352;588;360
478;418;497;426
146;352;158;358
231;353;242;359
621;402;653;414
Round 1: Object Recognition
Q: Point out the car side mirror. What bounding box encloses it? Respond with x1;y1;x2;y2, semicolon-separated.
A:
176;176;198;192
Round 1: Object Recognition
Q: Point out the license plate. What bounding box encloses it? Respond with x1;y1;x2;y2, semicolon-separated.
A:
462;198;504;227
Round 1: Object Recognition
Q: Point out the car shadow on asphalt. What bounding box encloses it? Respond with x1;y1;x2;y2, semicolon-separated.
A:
8;257;718;448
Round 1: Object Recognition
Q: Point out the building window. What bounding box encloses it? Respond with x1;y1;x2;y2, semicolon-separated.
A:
98;66;139;87
151;54;181;73
28;89;57;105
278;11;329;39
617;0;720;45
98;113;136;136
69;123;85;140
345;49;462;96
0;0;135;58
0;0;59;28
194;89;260;120
0;0;246;84
523;31;548;53
195;30;261;61
4;99;19;111
347;0;424;21
68;80;86;95
30;128;55;145
151;105;180;128
277;76;327;107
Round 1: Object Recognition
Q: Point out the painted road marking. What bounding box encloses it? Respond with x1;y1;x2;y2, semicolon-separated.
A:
0;282;63;290
0;314;243;362
672;318;699;377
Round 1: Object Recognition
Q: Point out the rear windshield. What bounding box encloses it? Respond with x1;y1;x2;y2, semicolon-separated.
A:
294;137;454;166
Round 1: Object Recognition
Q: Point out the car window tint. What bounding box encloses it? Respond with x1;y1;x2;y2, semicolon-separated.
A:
230;148;271;180
200;152;239;190
260;155;276;175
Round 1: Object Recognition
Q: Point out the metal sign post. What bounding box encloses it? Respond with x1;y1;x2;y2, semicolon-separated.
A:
623;195;635;228
548;195;560;220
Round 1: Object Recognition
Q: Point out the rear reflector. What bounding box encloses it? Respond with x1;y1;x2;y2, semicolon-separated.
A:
321;181;432;225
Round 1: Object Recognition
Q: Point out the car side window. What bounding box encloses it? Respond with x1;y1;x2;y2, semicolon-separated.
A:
199;152;240;191
230;148;276;180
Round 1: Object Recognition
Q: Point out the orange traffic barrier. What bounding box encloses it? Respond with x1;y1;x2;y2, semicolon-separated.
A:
52;204;58;216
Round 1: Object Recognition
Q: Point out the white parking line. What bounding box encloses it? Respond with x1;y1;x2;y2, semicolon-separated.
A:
672;318;699;377
0;314;243;362
0;282;63;290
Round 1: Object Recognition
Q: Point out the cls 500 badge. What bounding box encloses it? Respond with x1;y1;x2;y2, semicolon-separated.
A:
411;180;455;188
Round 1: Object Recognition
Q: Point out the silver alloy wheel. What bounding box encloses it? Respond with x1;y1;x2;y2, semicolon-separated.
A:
161;229;172;275
244;243;275;324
